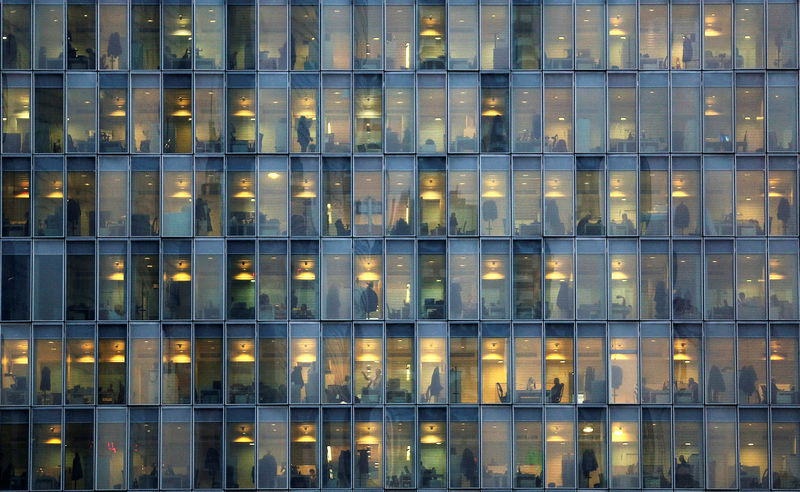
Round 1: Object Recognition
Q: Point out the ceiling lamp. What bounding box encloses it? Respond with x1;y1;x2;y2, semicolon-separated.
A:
171;272;191;282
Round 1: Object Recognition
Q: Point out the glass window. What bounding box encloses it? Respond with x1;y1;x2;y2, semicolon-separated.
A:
227;242;256;320
2;3;31;69
1;242;30;321
129;408;159;489
418;241;446;319
290;408;319;487
33;157;64;238
674;408;704;488
98;74;128;153
767;1;797;68
575;72;605;153
352;158;382;236
2;74;32;154
418;159;445;236
671;72;702;152
418;76;446;153
291;240;319;319
575;0;604;69
386;1;414;70
640;240;669;319
321;75;351;154
672;157;701;236
34;1;64;69
544;75;572;152
386;323;414;402
704;156;734;235
194;74;223;153
163;240;192;320
418;323;447;403
129;324;159;405
448;157;478;236
131;157;159;237
610;407;639;488
321;158;351;237
735;73;765;153
768;72;798;152
481;241;510;319
577;323;605;403
642;407;672;488
163;74;193;153
163;324;191;404
65;325;94;404
671;2;700;69
639;156;669;236
578;407;606;488
514;324;542;403
385;74;415;152
290;323;320;404
386;157;414;235
705;240;734;319
259;241;288;320
480;0;508;69
448;323;478;402
322;323;351;404
704;323;735;403
609;240;637;319
640;2;668;68
481;75;509;153
161;156;192;237
34;74;64;153
131;1;159;70
609;323;638;404
704;72;734;152
194;409;223;488
64;408;94;490
735;2;764;68
1;158;31;237
770;324;799;405
227;76;257;153
291;3;319;71
196;0;224;70
544;240;573;319
195;157;224;236
98;2;127;70
543;1;572;69
33;242;63;321
163;1;192;69
131;74;159;153
195;324;223;404
639;73;668;152
737;240;766;320
291;75;319;153
162;408;191;489
673;324;702;403
544;407;575;487
608;74;636;152
512;74;542;152
386;241;414;320
66;73;97;154
354;74;382;152
419;2;446;69
322;408;351;487
227;157;256;236
259;324;287;403
386;407;415;486
576;240;605;320
576;157;604;236
773;409;800;489
66;1;96;70
258;157;288;236
1;326;30;405
258;407;288;488
704;2;732;68
259;0;288;70
258;74;289;153
98;324;126;405
227;325;256;404
97;408;126;489
739;324;768;404
448;0;477;70
354;323;382;403
607;1;635;69
641;323;671;403
448;74;479;153
195;240;224;319
512;0;540;69
706;408;737;488
481;324;509;403
449;407;479;488
354;2;382;69
98;241;126;320
545;323;573;403
514;408;543;487
354;240;383;319
769;240;799;320
322;1;351;70
419;407;446;488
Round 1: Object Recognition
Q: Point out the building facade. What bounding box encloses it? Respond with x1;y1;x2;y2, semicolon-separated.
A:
1;0;800;490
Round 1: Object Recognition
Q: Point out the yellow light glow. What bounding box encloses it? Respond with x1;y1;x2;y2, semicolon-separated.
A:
234;435;254;443
233;191;256;198
171;191;192;198
233;109;256;117
545;271;567;280
172;28;192;36
544;191;565;198
545;353;565;361
295;435;317;443
234;272;255;281
171;272;191;282
482;353;504;361
481;190;504;198
421;353;442;363
15;192;30;199
108;354;125;363
76;355;95;363
673;353;691;361
420;191;442;200
611;271;628;280
358;271;380;282
12;356;29;365
769;273;785;281
482;272;505;280
296;353;317;363
233;353;255;363
45;438;62;445
171;354;191;364
295;190;317;198
672;190;689;198
420;435;443;444
608;28;626;36
268;172;281;180
705;28;721;37
481;109;503;117
609;191;626;198
108;272;125;281
610;353;630;360
46;191;64;199
296;271;316;281
109;109;127;117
